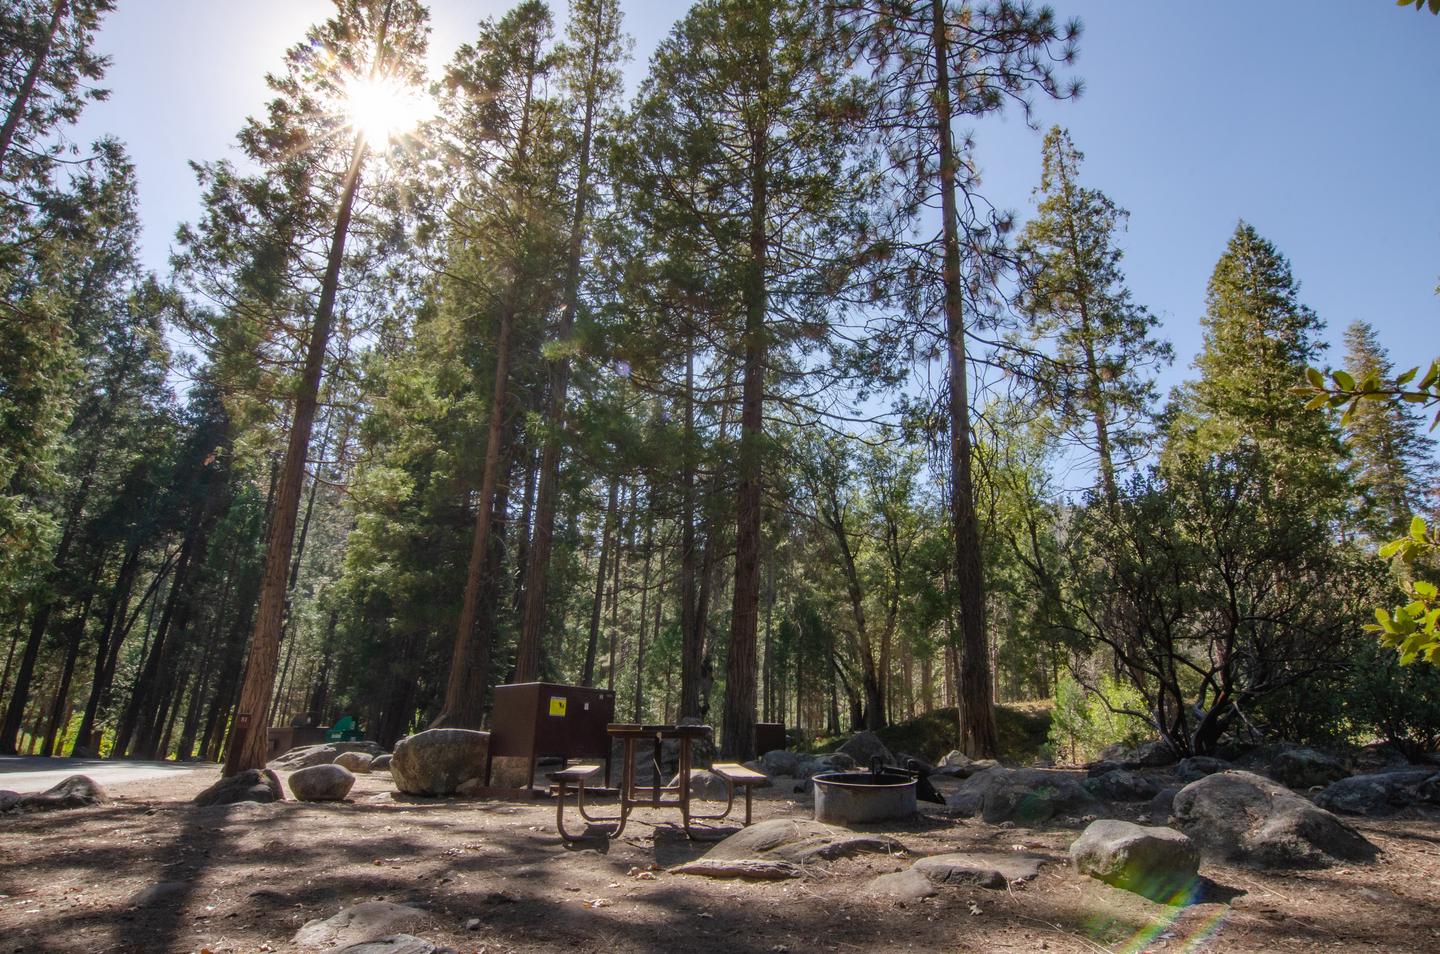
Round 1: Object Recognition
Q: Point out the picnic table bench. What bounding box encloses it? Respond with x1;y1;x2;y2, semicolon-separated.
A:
549;724;765;842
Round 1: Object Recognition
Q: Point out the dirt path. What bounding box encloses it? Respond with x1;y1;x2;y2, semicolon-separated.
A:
2;768;1439;953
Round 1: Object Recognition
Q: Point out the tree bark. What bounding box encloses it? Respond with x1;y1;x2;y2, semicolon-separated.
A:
931;0;998;758
221;136;368;776
679;337;703;719
582;474;619;687
722;61;770;760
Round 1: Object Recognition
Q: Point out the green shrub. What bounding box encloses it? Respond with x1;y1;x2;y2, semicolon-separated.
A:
1047;673;1151;765
1346;639;1440;760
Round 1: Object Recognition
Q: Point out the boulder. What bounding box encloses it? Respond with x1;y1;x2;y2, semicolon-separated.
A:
866;868;937;901
704;818;905;865
331;740;386;757
372;754;392;771
1269;746;1349;790
837;731;895;768
911;852;1044;889
272;744;339;770
289;764;356;802
667;769;736;800
334;751;374;774
1149;787;1180;821
389;728;489;797
1070;819;1200;902
1172;770;1376;868
1128;740;1179;768
0;790;19;812
1313;770;1437;816
939;749;973;769
1084;769;1161;802
194;769;283;807
293;901;426;949
1176;757;1230;782
931;758;998;780
1086;760;1124;778
946;766;1095;824
760;749;801;777
13;775;109;811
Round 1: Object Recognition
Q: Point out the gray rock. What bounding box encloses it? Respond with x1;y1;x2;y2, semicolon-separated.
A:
837;731;895;768
1128;741;1179;768
704;818;905;864
866;868;937;900
128;881;189;907
1172;770;1376;868
13;774;110;811
1176;757;1230;782
931;758;999;780
939;749;973;769
1270;746;1349;790
293;901;426;949
911;852;1044;889
1070;819;1200;902
1086;760;1124;778
1313;770;1436;816
272;744;340;770
194;769;283;807
946;766;1095;824
0;790;19;812
335;936;435;954
820;752;857;771
372;754;392;771
331;740;386;757
1084;769;1161;802
289;764;357;802
390;728;490;797
1149;787;1180;821
667;768;743;800
1420;772;1440;804
760;750;800;777
334;751;374;774
671;859;802;880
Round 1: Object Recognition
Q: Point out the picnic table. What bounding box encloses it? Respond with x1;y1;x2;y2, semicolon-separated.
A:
550;723;766;842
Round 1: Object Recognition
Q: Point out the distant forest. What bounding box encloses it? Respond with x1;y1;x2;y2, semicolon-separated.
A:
2;0;1438;773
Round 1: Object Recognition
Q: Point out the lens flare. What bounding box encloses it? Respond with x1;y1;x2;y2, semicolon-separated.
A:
342;74;429;148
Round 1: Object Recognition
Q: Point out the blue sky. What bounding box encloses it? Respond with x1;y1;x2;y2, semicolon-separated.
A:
72;1;1439;399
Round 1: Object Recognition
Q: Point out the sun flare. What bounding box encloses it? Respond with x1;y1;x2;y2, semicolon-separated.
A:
342;74;428;147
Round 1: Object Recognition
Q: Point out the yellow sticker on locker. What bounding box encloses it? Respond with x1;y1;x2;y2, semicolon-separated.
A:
548;696;567;717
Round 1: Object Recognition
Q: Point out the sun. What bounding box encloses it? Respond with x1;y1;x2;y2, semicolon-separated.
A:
342;74;429;148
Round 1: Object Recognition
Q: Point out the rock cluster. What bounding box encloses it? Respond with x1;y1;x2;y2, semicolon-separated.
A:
946;766;1095;824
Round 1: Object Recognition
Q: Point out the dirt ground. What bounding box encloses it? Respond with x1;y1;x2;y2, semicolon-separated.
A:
3;767;1440;954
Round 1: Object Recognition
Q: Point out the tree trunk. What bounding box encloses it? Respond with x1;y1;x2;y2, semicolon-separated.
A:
0;468;92;753
222;136;368;776
582;474;619;687
931;0;998;758
514;1;609;682
679;337;703;719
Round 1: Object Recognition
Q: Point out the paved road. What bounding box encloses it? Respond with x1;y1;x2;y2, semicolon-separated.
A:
0;756;215;792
